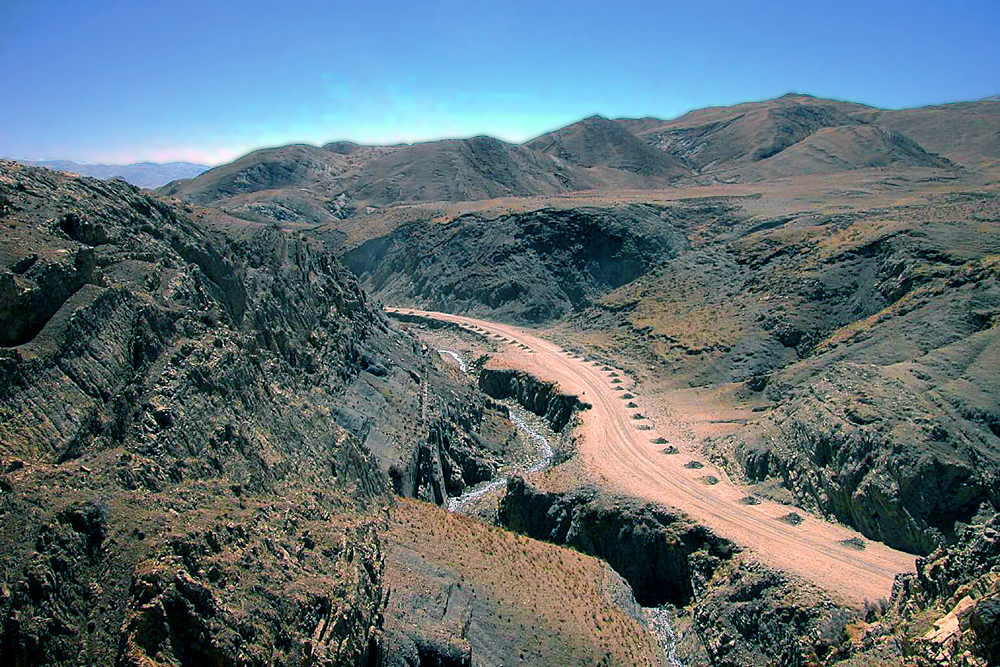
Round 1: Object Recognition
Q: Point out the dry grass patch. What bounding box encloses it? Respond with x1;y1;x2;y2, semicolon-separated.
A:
385;498;662;666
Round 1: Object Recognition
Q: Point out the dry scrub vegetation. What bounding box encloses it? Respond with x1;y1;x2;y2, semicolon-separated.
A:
384;497;662;666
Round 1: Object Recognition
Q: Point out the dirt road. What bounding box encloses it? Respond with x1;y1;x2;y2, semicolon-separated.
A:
390;308;918;606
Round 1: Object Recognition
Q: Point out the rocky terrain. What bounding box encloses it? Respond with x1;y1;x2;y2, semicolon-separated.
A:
345;204;692;322
4;90;999;667
806;511;1000;667
0;160;598;666
499;475;872;667
349;178;999;560
0;159;402;664
386;308;1000;666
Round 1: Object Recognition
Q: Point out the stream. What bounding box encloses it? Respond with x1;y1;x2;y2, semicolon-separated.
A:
644;606;684;667
445;405;554;513
439;348;552;512
438;348;682;664
437;349;468;373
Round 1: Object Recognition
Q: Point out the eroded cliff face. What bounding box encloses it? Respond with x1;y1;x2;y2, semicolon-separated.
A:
0;161;438;665
499;477;733;607
344;205;690;323
708;361;999;555
478;368;591;433
497;476;861;666
389;395;514;506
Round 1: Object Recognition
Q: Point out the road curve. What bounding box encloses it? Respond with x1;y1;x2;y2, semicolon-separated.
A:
390;308;918;606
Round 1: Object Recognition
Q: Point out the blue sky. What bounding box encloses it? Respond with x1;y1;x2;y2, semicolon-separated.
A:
1;0;997;166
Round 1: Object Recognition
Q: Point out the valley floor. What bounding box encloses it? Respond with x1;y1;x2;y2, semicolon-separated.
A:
390;308;918;607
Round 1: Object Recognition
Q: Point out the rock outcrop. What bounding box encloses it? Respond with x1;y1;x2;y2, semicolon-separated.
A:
478;368;590;432
498;477;735;606
389;396;512;506
0;160;447;665
708;361;999;555
344;205;689;322
896;513;1000;666
497;476;858;666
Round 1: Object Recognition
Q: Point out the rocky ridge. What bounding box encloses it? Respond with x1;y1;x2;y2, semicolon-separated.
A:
0;160;507;665
345;204;693;322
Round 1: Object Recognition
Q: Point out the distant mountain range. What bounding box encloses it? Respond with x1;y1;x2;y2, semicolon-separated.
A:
9;159;209;188
156;93;999;229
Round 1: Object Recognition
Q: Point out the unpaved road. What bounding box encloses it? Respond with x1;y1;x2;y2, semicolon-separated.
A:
391;308;918;606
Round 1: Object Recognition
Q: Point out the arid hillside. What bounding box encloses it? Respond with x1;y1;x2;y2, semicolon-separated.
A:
5;90;999;667
0;160;671;666
159;94;993;236
614;93;994;179
526;114;691;178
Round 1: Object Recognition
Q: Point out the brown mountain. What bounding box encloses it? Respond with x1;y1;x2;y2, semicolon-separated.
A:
857;100;1000;170
526;114;691;178
612;93;1000;180
158;142;394;205
616;94;876;173
158;137;602;222
345;136;596;205
159;93;992;234
728;123;954;180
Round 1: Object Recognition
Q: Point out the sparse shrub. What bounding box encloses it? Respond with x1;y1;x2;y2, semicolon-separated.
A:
779;512;804;526
840;537;867;550
862;596;890;622
815;608;854;654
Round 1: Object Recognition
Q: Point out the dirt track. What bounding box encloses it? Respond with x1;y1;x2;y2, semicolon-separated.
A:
391;308;918;606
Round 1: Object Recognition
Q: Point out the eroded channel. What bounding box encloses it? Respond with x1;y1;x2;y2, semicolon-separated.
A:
439;348;682;664
447;399;554;513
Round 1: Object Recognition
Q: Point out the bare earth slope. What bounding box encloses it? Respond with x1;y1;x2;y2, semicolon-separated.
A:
860;99;1000;170
728;124;954;180
388;309;918;606
345;136;596;205
158;94;981;236
616;94;877;173
527;114;691;178
616;93;975;180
